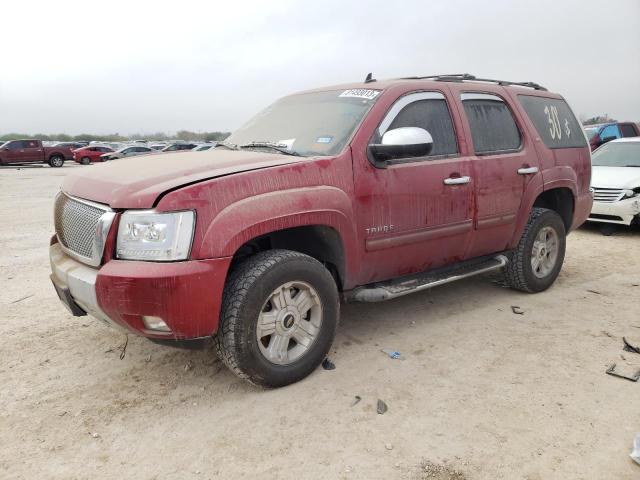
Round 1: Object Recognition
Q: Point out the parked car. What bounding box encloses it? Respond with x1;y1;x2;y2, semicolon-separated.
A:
150;144;168;150
584;122;640;151
0;139;73;167
192;144;215;151
100;145;157;160
49;74;591;387
162;143;197;152
73;145;115;165
588;137;640;227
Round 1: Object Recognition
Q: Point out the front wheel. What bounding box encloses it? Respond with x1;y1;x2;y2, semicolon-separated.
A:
503;208;566;293
80;157;91;165
48;155;64;167
215;250;339;388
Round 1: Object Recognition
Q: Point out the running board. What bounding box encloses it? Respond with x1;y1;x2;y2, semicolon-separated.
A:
344;255;508;303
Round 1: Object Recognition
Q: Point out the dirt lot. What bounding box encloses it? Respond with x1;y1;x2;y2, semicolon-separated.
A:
1;164;639;480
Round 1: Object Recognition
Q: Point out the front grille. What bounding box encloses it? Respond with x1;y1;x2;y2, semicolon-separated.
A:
592;187;625;203
54;193;111;263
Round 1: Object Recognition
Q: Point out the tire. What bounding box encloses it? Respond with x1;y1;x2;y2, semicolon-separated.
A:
503;207;566;293
215;249;339;388
48;155;64;168
80;157;91;165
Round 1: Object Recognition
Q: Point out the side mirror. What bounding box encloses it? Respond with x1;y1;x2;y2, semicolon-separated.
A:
368;127;433;166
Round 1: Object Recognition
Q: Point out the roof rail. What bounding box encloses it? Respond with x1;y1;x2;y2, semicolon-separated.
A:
399;73;547;91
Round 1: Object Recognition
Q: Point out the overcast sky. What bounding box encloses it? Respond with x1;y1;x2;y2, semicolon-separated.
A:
1;0;638;135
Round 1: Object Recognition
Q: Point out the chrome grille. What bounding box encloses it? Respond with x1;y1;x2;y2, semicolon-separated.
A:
54;192;114;265
592;187;625;203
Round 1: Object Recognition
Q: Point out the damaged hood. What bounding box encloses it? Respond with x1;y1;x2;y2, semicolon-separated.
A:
62;150;306;208
591;166;640;189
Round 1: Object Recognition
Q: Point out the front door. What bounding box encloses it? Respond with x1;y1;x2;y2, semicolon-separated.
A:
352;90;475;284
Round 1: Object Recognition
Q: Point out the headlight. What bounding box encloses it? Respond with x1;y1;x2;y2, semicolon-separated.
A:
622;187;640;199
116;210;195;261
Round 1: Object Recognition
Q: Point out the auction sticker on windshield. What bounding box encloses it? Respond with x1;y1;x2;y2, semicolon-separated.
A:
339;89;380;100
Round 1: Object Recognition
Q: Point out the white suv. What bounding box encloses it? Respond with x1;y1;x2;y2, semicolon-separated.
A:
589;137;640;226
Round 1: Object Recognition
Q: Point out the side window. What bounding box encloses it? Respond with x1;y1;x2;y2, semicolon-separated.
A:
24;140;38;148
619;124;638;138
518;95;587;149
600;125;621;141
7;141;22;150
461;93;521;154
374;92;458;158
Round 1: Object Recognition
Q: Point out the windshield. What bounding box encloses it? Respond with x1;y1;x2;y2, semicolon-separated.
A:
592;141;640;167
226;89;380;157
584;127;599;140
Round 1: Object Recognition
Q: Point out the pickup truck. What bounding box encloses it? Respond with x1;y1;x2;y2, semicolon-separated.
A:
49;74;592;387
0;139;73;167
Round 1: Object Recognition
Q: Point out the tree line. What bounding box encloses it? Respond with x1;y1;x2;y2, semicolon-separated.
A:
0;130;231;142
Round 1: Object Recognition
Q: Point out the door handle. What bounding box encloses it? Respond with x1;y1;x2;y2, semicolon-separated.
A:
517;166;539;175
444;176;471;185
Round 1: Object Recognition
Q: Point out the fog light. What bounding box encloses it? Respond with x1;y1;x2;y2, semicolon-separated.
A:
142;315;171;332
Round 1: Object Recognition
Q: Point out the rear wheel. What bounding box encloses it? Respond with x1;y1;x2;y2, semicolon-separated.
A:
48;155;64;167
503;208;566;293
215;250;339;387
80;157;91;165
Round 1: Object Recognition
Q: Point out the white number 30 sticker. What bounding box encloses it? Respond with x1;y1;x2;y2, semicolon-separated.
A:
544;105;570;140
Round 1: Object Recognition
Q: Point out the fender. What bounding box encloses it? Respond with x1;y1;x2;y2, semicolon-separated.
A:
197;186;359;286
508;167;577;248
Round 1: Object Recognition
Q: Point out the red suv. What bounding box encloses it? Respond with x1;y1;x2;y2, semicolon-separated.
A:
73;145;115;165
49;74;592;387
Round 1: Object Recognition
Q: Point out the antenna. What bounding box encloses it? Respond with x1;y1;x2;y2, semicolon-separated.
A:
364;72;376;83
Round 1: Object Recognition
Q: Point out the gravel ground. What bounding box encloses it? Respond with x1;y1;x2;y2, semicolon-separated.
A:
1;164;639;479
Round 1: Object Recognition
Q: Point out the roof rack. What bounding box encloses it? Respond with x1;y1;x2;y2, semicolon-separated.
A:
399;73;547;91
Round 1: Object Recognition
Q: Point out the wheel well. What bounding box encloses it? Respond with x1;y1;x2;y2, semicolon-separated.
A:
48;152;63;160
533;188;574;231
231;225;346;290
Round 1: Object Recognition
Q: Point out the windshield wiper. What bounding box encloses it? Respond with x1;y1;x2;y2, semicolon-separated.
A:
239;141;300;156
214;141;239;150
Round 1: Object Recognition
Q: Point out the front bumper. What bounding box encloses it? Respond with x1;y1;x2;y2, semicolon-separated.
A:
49;243;232;339
589;197;640;225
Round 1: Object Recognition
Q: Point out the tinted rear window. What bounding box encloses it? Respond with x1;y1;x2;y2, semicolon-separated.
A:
620;124;638;137
518;95;587;149
462;96;521;154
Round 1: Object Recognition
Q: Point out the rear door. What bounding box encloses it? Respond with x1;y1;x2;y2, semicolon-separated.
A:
22;140;43;162
455;92;539;257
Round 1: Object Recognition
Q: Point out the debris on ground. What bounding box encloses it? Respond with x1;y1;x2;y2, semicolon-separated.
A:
9;294;34;304
511;306;525;315
118;335;128;360
89;432;100;439
377;399;388;415
321;358;335;370
351;395;361;407
605;363;640;382
418;460;466;480
381;349;405;360
631;434;640;466
184;361;193;372
385;443;393;450
586;289;602;295
623;337;640;355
